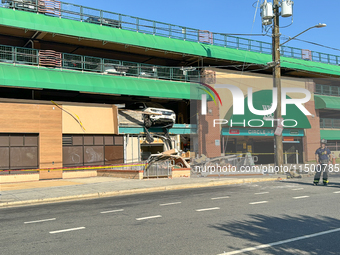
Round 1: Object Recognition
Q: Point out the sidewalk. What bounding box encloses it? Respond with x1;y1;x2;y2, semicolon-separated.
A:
0;175;286;207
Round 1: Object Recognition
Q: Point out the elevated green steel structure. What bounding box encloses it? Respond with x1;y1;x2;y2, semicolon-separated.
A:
0;63;194;99
1;7;340;77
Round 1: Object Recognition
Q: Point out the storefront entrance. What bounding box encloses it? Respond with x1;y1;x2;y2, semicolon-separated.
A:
222;128;304;164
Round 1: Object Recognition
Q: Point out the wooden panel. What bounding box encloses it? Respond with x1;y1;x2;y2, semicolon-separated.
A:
0;103;40;132
39;170;63;180
0;102;62;171
39;104;62;169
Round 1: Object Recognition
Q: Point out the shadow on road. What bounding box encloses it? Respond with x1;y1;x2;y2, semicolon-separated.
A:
284;180;340;188
210;214;340;254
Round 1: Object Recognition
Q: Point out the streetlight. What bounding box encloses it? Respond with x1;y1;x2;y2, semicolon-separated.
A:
261;0;326;167
273;22;326;168
280;23;327;46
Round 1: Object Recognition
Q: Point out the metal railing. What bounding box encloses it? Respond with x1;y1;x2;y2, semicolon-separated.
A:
315;84;340;97
144;160;172;178
325;141;340;151
320;118;340;129
1;0;340;65
0;44;201;82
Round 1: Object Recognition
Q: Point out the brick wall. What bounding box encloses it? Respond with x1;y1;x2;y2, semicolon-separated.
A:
97;170;143;179
197;100;221;158
303;101;320;162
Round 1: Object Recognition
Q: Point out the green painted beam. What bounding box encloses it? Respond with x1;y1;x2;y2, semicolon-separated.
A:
281;57;340;76
1;7;340;77
119;124;197;134
0;63;193;99
0;8;269;66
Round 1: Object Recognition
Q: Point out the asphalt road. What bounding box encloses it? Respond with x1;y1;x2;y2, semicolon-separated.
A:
1;176;340;255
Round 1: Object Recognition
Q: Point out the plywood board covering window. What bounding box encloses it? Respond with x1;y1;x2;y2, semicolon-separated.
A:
63;134;123;167
0;134;39;170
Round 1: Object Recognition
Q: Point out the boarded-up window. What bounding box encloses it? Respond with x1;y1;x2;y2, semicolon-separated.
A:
10;135;24;146
25;135;38;146
0;147;9;169
94;136;104;145
63;146;83;166
84;146;104;165
73;136;83;145
63;135;123;167
10;147;38;168
0;134;39;170
114;136;124;145
104;136;114;145
84;136;94;145
105;146;124;165
0;136;9;146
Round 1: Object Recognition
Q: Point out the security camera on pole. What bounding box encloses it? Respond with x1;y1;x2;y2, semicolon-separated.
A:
260;0;293;168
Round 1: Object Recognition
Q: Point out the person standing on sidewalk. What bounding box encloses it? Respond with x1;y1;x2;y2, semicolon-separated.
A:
314;139;332;186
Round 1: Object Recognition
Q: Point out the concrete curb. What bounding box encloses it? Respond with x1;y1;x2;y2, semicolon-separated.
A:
0;176;285;208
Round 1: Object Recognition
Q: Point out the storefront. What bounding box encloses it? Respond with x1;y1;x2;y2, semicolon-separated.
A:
219;89;311;164
222;128;304;164
120;124;196;163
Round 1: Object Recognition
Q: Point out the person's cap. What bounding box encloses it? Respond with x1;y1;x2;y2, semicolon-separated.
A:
321;139;327;144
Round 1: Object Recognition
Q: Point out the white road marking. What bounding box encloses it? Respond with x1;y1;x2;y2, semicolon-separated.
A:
196;207;220;212
100;209;124;214
293;196;310;199
219;227;340;255
136;215;162;221
333;191;340;193
249;201;268;205
254;192;269;195
292;188;304;191
211;196;230;200
24;218;56;224
159;202;182;206
49;227;85;234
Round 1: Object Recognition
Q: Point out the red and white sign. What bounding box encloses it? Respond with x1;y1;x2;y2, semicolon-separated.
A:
274;126;283;136
229;129;240;135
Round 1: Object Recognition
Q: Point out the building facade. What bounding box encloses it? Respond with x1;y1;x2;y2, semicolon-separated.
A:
0;1;340;175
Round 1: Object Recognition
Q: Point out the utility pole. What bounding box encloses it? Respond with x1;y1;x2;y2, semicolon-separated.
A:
261;0;325;167
272;0;283;167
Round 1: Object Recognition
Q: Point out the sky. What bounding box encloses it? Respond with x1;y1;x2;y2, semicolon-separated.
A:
66;0;340;57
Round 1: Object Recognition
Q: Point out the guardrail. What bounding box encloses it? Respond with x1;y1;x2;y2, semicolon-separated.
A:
315;84;340;96
1;0;340;65
0;44;201;82
320;118;340;129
